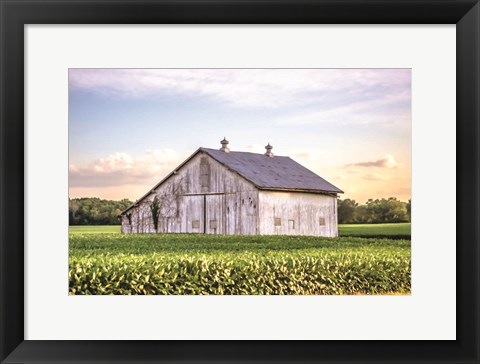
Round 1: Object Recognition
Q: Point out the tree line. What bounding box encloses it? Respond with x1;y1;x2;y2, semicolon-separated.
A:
69;196;411;226
69;197;132;225
338;197;411;224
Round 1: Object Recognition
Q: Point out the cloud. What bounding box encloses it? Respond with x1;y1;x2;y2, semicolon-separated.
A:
69;149;189;188
92;152;134;172
69;69;411;109
346;154;402;169
362;173;391;181
273;92;411;127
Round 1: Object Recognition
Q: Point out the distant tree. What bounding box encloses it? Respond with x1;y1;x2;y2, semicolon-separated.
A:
338;199;358;224
406;199;411;221
355;205;371;224
365;197;409;223
337;197;410;224
69;199;80;222
69;197;133;225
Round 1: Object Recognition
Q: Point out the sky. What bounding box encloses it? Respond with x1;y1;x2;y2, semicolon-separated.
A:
69;69;411;203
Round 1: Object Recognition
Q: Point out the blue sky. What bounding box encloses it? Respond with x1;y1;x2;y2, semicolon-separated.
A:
69;69;411;202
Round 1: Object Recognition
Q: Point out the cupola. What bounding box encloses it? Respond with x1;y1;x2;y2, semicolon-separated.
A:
220;137;230;153
264;142;273;157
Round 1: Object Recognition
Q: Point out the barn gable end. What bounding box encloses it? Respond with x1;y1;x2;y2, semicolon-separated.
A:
121;151;258;235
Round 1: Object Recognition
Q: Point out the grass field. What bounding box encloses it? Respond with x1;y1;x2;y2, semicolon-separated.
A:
339;223;411;237
69;225;121;234
69;225;411;295
69;223;411;237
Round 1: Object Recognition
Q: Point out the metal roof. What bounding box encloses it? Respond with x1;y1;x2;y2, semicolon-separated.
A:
201;148;343;194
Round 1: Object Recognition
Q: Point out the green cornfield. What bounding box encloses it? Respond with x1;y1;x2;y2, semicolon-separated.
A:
69;233;411;295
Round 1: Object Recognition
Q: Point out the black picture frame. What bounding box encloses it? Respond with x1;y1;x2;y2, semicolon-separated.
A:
1;1;479;363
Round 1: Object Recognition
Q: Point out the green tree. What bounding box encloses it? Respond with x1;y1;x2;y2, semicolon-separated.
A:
337;197;410;224
338;199;358;224
406;199;411;221
69;197;133;225
355;205;371;223
365;197;408;223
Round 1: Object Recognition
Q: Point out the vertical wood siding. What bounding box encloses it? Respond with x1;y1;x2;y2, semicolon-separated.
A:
257;191;338;237
121;152;258;235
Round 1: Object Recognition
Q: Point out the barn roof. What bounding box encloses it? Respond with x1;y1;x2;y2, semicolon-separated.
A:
119;147;342;216
200;148;343;194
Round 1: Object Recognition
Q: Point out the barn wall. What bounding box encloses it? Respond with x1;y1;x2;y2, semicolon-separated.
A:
258;191;338;237
121;151;258;234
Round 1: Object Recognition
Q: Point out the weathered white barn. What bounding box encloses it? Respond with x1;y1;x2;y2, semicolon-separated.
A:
119;139;343;237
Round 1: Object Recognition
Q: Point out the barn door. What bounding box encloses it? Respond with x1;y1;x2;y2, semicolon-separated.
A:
183;195;204;234
205;194;225;234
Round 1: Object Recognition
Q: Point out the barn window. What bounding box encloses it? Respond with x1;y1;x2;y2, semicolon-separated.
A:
210;220;217;229
192;220;200;229
274;217;281;226
199;157;210;188
288;220;295;229
319;217;326;226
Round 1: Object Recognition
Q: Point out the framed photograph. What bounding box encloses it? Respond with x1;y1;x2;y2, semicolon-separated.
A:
67;67;412;297
1;0;479;363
